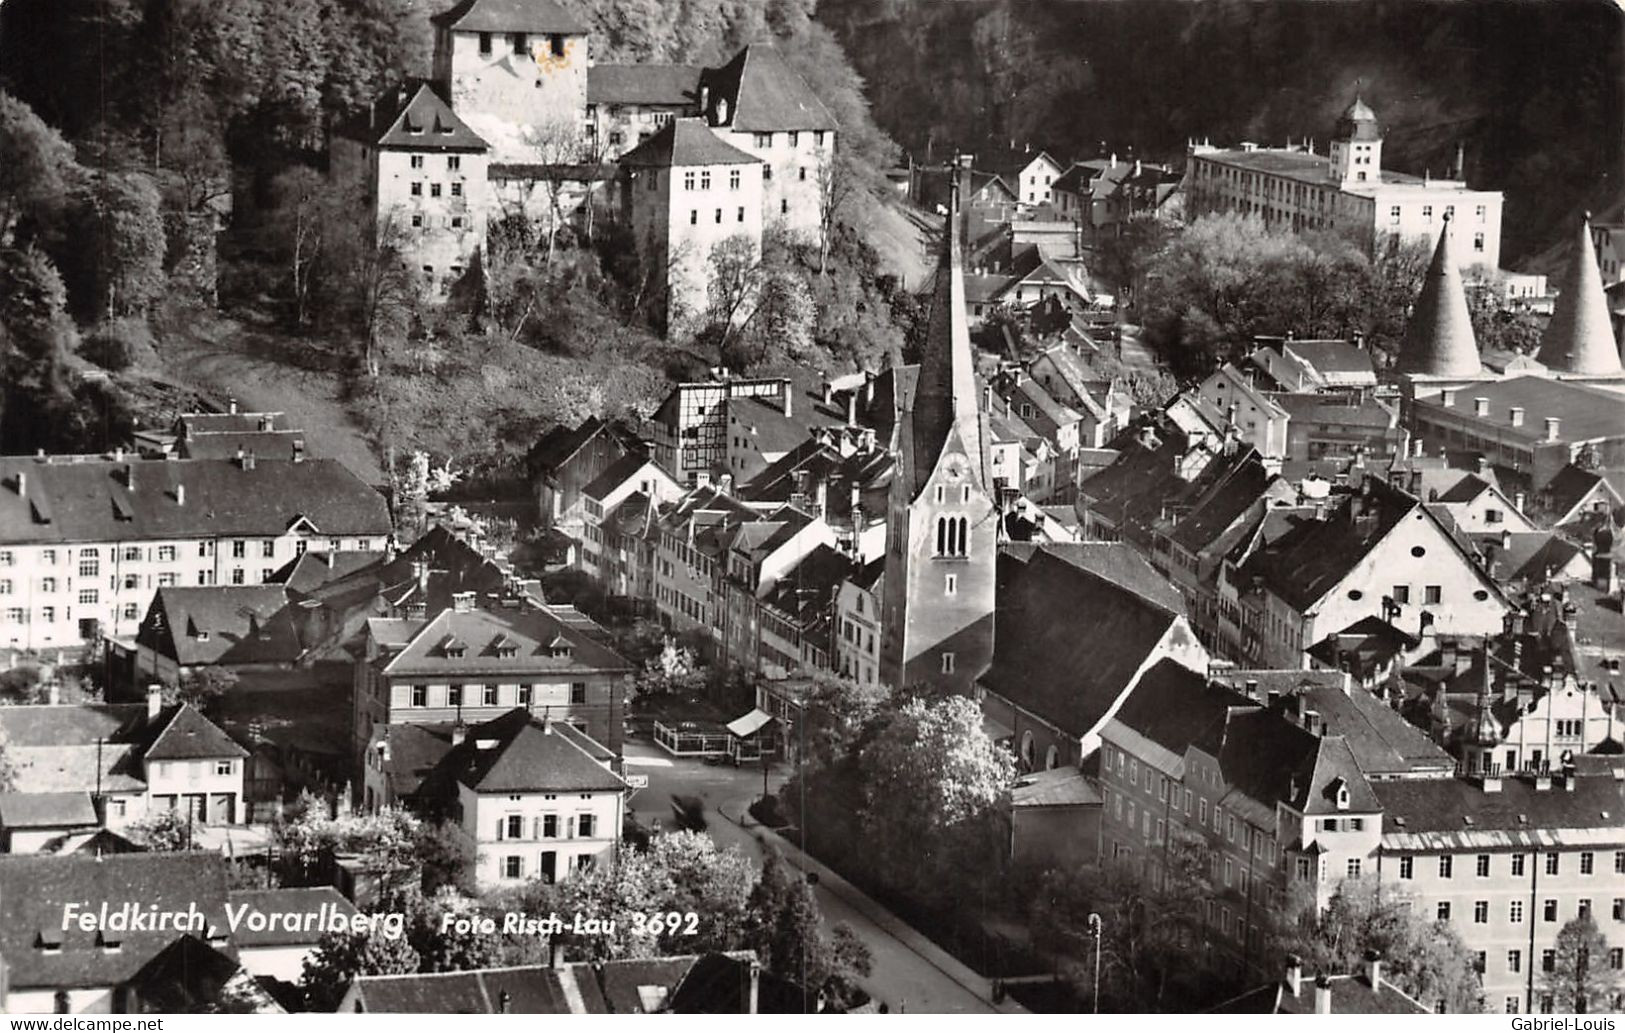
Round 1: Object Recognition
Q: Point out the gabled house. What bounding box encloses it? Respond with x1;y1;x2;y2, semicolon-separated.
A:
0;690;247;833
1527;463;1623;532
1211;957;1428;1014
1225;476;1512;667
577;454;683;581
1425;473;1535;535
528;417;640;531
368;707;625;889
1193;363;1290;460
1027;343;1132;449
586;63;701;159
330;79;491;294
737;432;892;562
134;585;307;686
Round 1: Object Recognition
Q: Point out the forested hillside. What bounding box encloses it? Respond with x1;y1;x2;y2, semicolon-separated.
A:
820;0;1623;267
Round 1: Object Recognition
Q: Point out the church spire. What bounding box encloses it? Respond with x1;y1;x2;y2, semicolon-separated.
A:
903;185;989;499
1535;212;1622;376
1397;213;1482;377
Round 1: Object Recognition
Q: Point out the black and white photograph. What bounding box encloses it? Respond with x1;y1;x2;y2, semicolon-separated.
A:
0;0;1622;1017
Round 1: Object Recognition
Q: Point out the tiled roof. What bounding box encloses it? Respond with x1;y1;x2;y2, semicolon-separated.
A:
982;550;1187;737
227;888;356;947
1282;340;1376;378
430;0;587;33
1536;214;1623;375
1376;772;1625;839
761;544;851;628
1237;478;1416;611
266;550;379;592
1416;376;1625;444
582;454;662;503
1533;464;1614;525
587;64;700;106
426;709;624;795
618;118;759;168
144;704;247;761
1166;449;1276;554
1268;392;1397;430
179;431;305;462
138;585;305;667
351;964;604;1013
178;412;294;436
1000;541;1184;613
1214;973;1428;1014
1397;218;1481;377
364;81;488;152
1010;766;1102;808
0;791;100;829
0;852;232;990
8;744;144;793
698;44;837;133
0;457;390;546
382;605;629;678
529;418;607;474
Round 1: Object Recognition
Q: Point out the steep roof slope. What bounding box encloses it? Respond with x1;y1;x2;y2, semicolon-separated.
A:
698;44;836;132
1536;213;1623;375
1397;215;1481;377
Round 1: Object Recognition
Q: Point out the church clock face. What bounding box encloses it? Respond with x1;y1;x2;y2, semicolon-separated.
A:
943;455;967;480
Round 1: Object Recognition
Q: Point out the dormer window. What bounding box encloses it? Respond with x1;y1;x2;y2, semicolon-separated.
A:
439;634;467;658
36;928;63;953
491;633;518;658
547;634;573;659
97;931;122;954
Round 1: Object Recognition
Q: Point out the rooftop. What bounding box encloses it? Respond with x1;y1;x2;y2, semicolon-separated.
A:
1415;376;1625;444
430;0;587;34
618;118;760;168
586;64;700;107
698;43;836;133
379;604;630;678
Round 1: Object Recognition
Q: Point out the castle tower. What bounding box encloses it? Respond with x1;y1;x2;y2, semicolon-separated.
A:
430;0;590;162
878;194;997;695
1397;213;1483;378
1535;212;1623;376
1328;95;1383;186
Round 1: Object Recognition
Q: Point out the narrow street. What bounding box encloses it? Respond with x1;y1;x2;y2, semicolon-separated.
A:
622;741;1000;1014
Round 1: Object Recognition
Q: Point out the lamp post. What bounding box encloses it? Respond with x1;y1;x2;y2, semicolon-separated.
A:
1087;912;1103;1013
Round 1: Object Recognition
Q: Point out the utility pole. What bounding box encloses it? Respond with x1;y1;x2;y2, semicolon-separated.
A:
1088;912;1104;1013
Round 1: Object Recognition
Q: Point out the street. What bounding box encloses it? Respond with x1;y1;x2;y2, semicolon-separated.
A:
622;740;999;1014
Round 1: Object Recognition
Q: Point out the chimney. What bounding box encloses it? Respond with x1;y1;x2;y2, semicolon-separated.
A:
1513;491;1526;513
243;451;257;471
1475;455;1488;475
864;370;876;408
781;386;792;419
1509;406;1524;428
452;590;474;612
822;382;833;405
259;415;274;432
1285;956;1303;998
125;464;136;492
1110;152;1118;168
1501;528;1512;552
1441;389;1457;408
1365;951;1383;990
175;484;185;507
228;397;238;415
1244;678;1259;701
497;990;511;1014
13;472;24;497
1544;417;1560;442
451;722;467;746
292;439;305;463
1314;976;1332;1014
846;392;857;427
146;685;163;720
747;960;761;1014
550;941;567;970
1473;397;1489;417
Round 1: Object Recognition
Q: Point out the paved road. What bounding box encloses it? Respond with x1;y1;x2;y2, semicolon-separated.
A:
622;741;998;1013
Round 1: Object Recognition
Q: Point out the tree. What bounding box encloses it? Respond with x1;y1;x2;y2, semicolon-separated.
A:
744;848;869;1008
0;723;19;793
0;664;47;704
301;926;420;1011
270;165;330;328
792;670;888;776
1545;915;1618;1014
519;118;587;269
83;171;168;319
1097;212;1181;307
855;695;1015;904
705;233;763;354
417;819;473;896
126;808;200;850
0;91;83;246
163;666;238;712
407;890;502;973
639;831;758;954
1276;877;1482;1013
746;271;818;368
633;638;706;698
272;797;423;892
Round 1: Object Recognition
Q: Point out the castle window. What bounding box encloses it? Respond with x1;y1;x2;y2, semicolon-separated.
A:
411;155;424;169
411;182;422;196
755;133;772;148
690;210;697;225
550;34;565;57
411;214;423;228
430;183;442;197
479;32;492;55
510;33;527;55
700;170;711;190
945;574;957;596
1474;233;1484;252
683;171;695;191
737;207;745;223
451;182;462;197
941;652;956;674
448;155;461;171
715;209;722;224
815;131;826;146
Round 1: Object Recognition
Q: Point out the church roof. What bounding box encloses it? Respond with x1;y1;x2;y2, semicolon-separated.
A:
900;209;990;498
1397;215;1482;377
1535;213;1623;376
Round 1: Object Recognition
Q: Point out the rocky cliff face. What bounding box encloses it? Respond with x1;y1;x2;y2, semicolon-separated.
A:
820;0;1623;267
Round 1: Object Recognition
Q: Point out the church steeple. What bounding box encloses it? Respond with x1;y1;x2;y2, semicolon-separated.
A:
1535;212;1623;376
1397;213;1482;378
879;164;997;695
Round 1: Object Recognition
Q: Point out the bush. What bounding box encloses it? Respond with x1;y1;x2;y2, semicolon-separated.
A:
749;794;789;829
79;316;157;372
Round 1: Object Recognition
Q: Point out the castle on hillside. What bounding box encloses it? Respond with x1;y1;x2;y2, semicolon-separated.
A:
333;0;837;331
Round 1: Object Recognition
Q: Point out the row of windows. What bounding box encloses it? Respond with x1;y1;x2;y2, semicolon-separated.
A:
476;31;568;58
1397;850;1621;880
405;682;587;707
500;852;596;882
494;810;598;842
688;207;750;226
749;130;827;149
1435;896;1622;925
408;155;461;172
408;181;464;198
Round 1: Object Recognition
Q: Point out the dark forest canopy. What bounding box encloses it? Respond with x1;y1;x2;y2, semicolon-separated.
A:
820;0;1624;267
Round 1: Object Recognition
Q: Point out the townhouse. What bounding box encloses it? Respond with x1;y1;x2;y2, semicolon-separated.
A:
0;454;390;655
364;708;625;889
351;592;632;787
